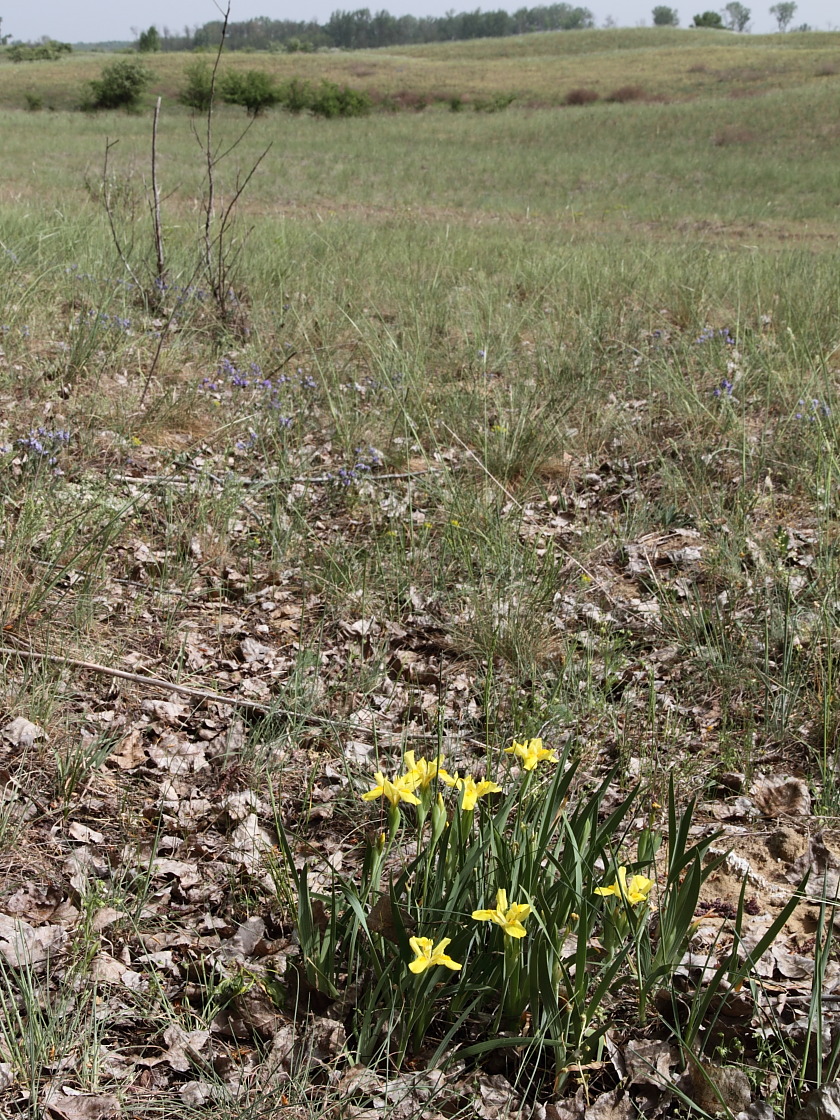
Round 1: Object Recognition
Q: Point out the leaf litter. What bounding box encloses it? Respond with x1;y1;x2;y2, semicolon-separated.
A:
0;388;837;1119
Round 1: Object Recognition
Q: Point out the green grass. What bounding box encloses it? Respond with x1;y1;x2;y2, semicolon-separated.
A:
1;27;839;111
0;26;839;1118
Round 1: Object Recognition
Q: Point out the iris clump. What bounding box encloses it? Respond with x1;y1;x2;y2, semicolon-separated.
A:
276;738;795;1083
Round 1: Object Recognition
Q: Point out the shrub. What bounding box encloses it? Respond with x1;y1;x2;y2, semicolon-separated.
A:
24;92;43;111
85;59;153;111
565;87;600;105
386;89;430;111
473;92;516;112
606;84;646;102
652;5;679;24
219;69;282;116
309;80;372;118
691;9;725;25
9;40;71;62
179;59;214;111
278;78;314;114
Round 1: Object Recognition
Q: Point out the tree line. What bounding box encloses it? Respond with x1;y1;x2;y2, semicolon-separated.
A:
149;5;594;53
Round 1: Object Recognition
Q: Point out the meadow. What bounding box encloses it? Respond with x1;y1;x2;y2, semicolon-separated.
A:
0;25;839;1119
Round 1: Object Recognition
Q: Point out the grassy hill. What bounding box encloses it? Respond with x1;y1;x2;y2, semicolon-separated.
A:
0;27;838;111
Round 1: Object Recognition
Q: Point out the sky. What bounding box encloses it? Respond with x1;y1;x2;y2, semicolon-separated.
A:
4;0;837;45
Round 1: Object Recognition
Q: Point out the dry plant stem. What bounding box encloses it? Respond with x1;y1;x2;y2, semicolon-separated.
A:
138;257;205;407
203;4;229;294
0;770;52;819
151;96;165;285
441;424;663;629
441;421;522;509
0;647;441;740
0;646;270;712
101;138;144;294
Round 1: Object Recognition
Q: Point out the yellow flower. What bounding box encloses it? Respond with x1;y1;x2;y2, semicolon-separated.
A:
402;751;456;791
361;771;421;807
455;775;503;810
408;936;462;974
472;889;531;939
595;866;654;906
504;738;559;771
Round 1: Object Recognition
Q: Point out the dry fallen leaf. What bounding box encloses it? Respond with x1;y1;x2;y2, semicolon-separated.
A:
751;776;811;818
0;914;67;967
161;1024;210;1073
797;1083;840;1120
1;716;46;748
42;1089;121;1120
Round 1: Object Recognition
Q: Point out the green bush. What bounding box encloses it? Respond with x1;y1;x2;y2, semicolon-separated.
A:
691;9;725;25
308;80;372;119
9;40;71;62
284;37;315;53
472;92;516;112
24;92;43;111
219;69;282;116
277;77;314;114
179;59;214;112
84;59;153;111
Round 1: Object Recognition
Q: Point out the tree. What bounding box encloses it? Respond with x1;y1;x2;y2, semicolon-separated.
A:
723;1;751;29
85;59;153;110
692;10;724;25
652;5;679;23
769;1;796;28
137;25;161;51
178;59;214;111
219;69;282;116
0;17;10;45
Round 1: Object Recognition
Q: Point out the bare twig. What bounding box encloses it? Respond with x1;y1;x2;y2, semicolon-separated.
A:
0;646;270;713
0;646;441;740
151;96;165;285
203;4;229;296
101;138;144;293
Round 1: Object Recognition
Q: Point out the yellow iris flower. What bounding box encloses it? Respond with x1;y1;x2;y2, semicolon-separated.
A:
472;889;531;938
504;738;559;771
455;775;503;810
402;750;456;791
595;866;654;906
362;771;421;807
408;936;462;973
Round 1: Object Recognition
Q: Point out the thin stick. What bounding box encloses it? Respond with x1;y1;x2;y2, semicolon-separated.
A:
101;138;144;293
151;96;165;285
0;646;269;713
0;647;441;740
203;4;230;291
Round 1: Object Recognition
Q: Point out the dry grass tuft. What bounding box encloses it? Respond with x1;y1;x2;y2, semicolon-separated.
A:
565;87;600;105
605;84;647;102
